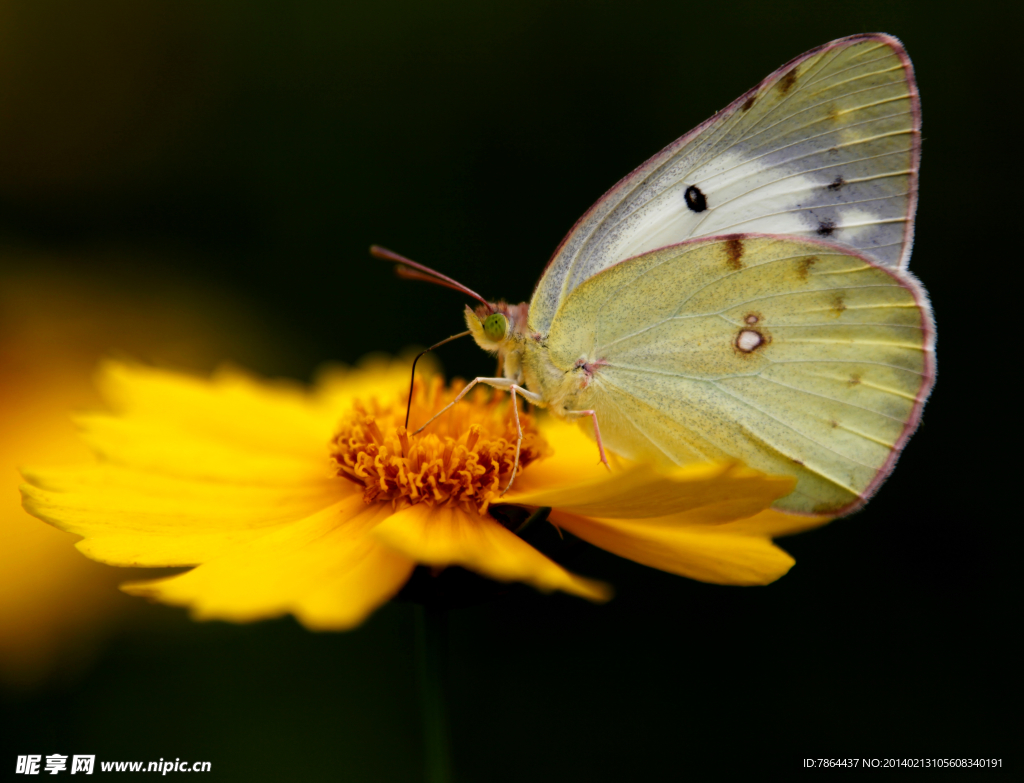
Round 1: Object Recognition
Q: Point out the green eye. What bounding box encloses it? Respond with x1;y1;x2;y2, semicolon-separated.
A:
482;313;507;340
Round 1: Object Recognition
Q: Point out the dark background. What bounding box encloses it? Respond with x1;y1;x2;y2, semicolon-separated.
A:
1;0;1013;779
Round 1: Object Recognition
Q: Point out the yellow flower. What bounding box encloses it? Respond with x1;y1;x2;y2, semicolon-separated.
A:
20;359;830;631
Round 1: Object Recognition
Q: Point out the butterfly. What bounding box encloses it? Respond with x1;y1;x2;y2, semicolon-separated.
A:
377;33;935;517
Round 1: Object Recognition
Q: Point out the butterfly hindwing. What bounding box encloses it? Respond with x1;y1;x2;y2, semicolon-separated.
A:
530;34;920;336
544;235;935;515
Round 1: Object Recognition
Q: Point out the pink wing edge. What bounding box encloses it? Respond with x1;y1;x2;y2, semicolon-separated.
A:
576;230;936;519
536;33;923;288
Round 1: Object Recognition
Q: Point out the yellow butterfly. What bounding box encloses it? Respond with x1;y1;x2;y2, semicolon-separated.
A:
377;33;935;517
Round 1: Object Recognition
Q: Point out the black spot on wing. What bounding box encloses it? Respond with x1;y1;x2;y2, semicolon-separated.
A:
827;176;845;191
684;185;707;213
816;219;836;237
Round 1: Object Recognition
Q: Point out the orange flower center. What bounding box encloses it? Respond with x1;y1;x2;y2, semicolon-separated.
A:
329;376;550;514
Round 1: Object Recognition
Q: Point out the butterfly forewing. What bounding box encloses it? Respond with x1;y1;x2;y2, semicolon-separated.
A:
530;34;920;336
545;235;934;515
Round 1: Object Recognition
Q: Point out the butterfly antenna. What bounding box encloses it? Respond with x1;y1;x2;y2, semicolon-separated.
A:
370;245;491;309
405;330;472;429
394;266;483;297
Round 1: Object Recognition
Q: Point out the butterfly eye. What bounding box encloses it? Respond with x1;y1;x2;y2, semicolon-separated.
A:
483;313;508;341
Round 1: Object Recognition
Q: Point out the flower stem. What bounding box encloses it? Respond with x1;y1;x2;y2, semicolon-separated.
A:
416;603;452;783
515;505;551;535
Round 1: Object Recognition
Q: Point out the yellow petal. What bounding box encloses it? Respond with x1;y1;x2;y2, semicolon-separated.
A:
75;414;332;484
524;415;618;486
371;503;612;602
723;508;834;537
551;511;796;586
21;464;345;565
504;460;794;521
96;361;332;456
76;360;433;485
122;495;415;631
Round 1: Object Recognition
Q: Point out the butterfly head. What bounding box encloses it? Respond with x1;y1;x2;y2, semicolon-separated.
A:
465;301;528;353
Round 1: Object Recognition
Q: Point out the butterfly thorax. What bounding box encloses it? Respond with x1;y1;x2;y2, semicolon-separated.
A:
465;300;596;416
520;340;599;419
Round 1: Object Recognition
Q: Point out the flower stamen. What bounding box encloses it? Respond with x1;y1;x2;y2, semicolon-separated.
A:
329;376;550;514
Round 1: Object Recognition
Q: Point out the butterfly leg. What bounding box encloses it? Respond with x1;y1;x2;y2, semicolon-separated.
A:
413;377;543;493
413;376;506;435
565;409;611;471
501;383;545;494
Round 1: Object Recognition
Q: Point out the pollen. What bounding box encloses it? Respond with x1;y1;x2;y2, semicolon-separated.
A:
329;376;550;514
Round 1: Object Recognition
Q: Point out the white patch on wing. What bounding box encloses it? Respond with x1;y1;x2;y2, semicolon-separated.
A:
736;329;764;352
601;186;707;265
